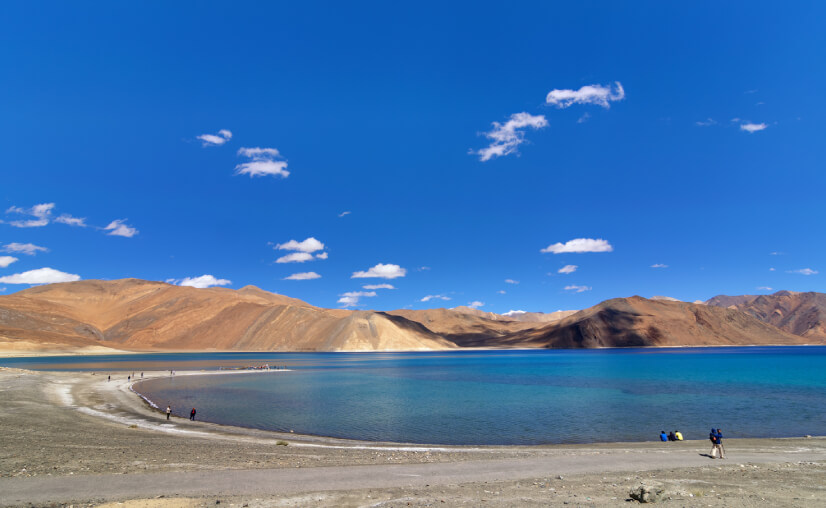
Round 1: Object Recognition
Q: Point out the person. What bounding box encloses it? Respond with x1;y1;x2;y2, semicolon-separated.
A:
108;375;110;382
141;372;144;379
127;375;130;382
715;428;726;458
660;430;668;442
668;431;677;441
190;408;196;421
166;405;171;420
675;430;683;441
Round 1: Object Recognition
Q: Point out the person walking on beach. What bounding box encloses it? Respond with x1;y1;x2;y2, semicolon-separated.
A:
715;428;726;458
190;408;196;421
166;405;171;420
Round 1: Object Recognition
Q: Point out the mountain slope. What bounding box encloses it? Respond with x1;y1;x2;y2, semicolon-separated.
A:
502;296;815;348
706;290;826;339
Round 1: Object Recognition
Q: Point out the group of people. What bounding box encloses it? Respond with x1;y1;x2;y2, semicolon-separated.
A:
164;405;197;421
659;430;683;442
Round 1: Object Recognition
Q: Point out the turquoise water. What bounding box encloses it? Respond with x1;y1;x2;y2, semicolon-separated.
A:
4;347;825;445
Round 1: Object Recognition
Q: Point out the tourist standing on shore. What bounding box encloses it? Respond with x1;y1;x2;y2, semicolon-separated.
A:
715;428;726;458
166;405;171;420
190;408;196;421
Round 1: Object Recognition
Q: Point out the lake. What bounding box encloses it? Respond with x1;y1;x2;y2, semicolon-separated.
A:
3;347;825;445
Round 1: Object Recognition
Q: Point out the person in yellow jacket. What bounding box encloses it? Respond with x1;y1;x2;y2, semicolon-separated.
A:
675;430;683;441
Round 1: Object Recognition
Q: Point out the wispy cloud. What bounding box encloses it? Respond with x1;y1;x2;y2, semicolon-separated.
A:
467;301;484;309
276;237;325;253
363;284;395;290
577;112;591;124
236;147;289;178
497;290;506;295
0;256;18;268
197;129;233;146
503;310;526;316
545;82;625;109
472;112;548;162
564;284;592;293
757;286;773;291
338;290;376;307
505;279;519;285
338;211;351;218
169;274;232;288
558;265;578;274
6;203;54;227
542;238;613;254
650;263;668;268
284;272;321;280
0;267;80;285
104;219;139;237
421;294;450;302
740;122;767;133
54;214;86;227
276;252;315;264
787;268;818;275
695;118;717;127
352;263;407;279
2;243;48;255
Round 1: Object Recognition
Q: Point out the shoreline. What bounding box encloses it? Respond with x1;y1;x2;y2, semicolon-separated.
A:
1;366;825;506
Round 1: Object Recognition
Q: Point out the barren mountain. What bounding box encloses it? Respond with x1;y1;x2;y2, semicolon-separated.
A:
2;280;823;354
0;279;453;353
706;290;826;340
500;296;815;348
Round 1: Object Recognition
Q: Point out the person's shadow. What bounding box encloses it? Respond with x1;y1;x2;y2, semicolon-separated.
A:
698;453;715;459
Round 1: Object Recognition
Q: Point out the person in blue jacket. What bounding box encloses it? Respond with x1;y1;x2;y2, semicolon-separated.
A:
660;430;668;442
709;428;726;458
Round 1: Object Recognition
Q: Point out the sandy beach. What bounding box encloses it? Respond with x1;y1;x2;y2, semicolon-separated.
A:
1;366;824;507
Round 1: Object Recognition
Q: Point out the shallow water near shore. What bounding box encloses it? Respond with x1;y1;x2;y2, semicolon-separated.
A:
4;347;826;445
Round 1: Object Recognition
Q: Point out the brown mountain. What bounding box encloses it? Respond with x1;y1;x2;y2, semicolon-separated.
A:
0;279;453;353
499;296;815;348
2;280;823;354
706;290;826;340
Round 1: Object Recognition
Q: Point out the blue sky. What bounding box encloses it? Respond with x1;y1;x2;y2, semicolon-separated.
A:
1;2;824;312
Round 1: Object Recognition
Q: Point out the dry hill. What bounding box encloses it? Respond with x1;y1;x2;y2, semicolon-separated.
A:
706;290;826;340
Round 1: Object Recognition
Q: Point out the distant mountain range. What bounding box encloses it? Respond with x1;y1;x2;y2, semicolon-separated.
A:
0;280;823;354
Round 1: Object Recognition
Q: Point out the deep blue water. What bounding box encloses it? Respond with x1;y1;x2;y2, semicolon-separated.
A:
3;347;825;445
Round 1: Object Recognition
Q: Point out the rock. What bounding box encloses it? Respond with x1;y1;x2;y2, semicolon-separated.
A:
629;483;665;503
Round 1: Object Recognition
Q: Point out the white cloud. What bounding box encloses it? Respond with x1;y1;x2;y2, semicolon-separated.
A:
0;256;18;268
338;290;377;307
650;263;668;268
467;301;484;309
6;203;54;227
564;284;592;293
197;129;233;146
541;238;613;254
545;82;625;109
558;264;578;274
2;243;49;255
276;252;314;264
421;294;451;302
740;123;767;133
505;279;519;284
787;268;818;276
757;286;773;291
352;263;407;279
175;275;232;288
363;284;395;290
276;237;325;253
503;310;526;316
0;267;80;285
695;118;717;127
472;112;548;162
54;214;86;227
338;211;351;218
577;112;591;124
235;147;289;178
769;267;776;271
316;252;328;260
497;290;506;295
418;266;431;271
104;219;139;237
284;272;321;280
